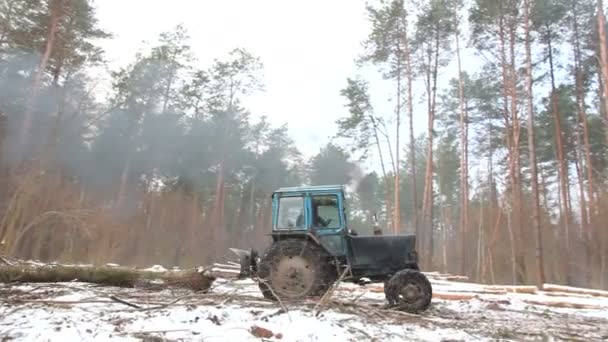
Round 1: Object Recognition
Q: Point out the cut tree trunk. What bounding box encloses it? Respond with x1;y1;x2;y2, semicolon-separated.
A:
0;264;216;292
522;299;602;310
542;283;608;297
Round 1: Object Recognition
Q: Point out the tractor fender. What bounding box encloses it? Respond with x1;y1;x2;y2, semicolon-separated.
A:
269;231;342;259
271;232;325;249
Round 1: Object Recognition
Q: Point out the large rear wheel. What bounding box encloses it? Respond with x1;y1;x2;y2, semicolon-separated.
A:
257;239;334;301
384;269;432;313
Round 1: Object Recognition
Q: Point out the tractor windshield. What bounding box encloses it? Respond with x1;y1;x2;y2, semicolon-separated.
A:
276;196;305;229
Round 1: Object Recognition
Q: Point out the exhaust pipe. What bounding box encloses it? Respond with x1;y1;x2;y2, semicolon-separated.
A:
229;248;258;278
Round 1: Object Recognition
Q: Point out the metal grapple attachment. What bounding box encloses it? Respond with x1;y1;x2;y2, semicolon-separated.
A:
229;248;258;278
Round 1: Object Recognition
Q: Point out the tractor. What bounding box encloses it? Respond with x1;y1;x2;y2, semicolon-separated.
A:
230;184;432;313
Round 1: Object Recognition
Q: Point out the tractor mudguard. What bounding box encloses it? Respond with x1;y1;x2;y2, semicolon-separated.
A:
229;248;258;278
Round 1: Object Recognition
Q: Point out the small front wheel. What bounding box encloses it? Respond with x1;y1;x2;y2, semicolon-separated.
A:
384;269;432;313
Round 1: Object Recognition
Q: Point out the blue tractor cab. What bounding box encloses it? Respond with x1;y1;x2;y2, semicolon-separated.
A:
231;184;431;313
271;185;348;256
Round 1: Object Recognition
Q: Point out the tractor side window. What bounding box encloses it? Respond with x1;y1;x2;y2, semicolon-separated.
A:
312;195;340;228
277;196;305;229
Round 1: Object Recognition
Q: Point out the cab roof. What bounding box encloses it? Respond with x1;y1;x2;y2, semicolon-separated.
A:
274;184;345;194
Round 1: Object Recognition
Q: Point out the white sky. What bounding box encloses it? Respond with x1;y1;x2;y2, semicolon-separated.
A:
93;0;468;173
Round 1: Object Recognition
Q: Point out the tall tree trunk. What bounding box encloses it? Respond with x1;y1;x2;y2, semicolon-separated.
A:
382;121;397;175
456;27;469;277
422;30;440;267
394;53;402;234
574;9;597;231
508;13;526;284
249;178;256;228
370;117;389;181
18;0;64;161
523;0;546;286
570;1;591;254
370;116;393;231
499;11;524;284
403;18;418;240
546;30;571;252
573;129;590;281
162;66;176;114
580;102;596;223
438;187;448;273
210;162;225;257
381;121;397;228
598;69;608;148
597;0;608;145
498;12;520;284
116;152;132;209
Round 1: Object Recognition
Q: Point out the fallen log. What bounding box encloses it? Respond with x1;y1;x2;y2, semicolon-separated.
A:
0;264;215;292
433;291;477;301
212;263;241;270
422;272;469;282
355;286;479;300
483;285;538;294
541;291;594;299
523;299;603;310
542;284;608;298
209;267;240;279
0;255;17;266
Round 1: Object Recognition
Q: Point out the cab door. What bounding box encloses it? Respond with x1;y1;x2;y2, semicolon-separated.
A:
307;192;347;256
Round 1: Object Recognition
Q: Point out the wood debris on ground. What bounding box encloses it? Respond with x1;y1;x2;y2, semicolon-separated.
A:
0;257;606;341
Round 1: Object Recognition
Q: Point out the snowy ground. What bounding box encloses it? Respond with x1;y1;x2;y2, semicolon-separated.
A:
1;271;608;341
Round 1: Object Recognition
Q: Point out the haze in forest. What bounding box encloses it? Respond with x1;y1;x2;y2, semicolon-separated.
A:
0;0;607;293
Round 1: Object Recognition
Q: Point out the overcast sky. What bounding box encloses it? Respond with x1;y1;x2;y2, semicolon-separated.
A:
93;0;466;173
